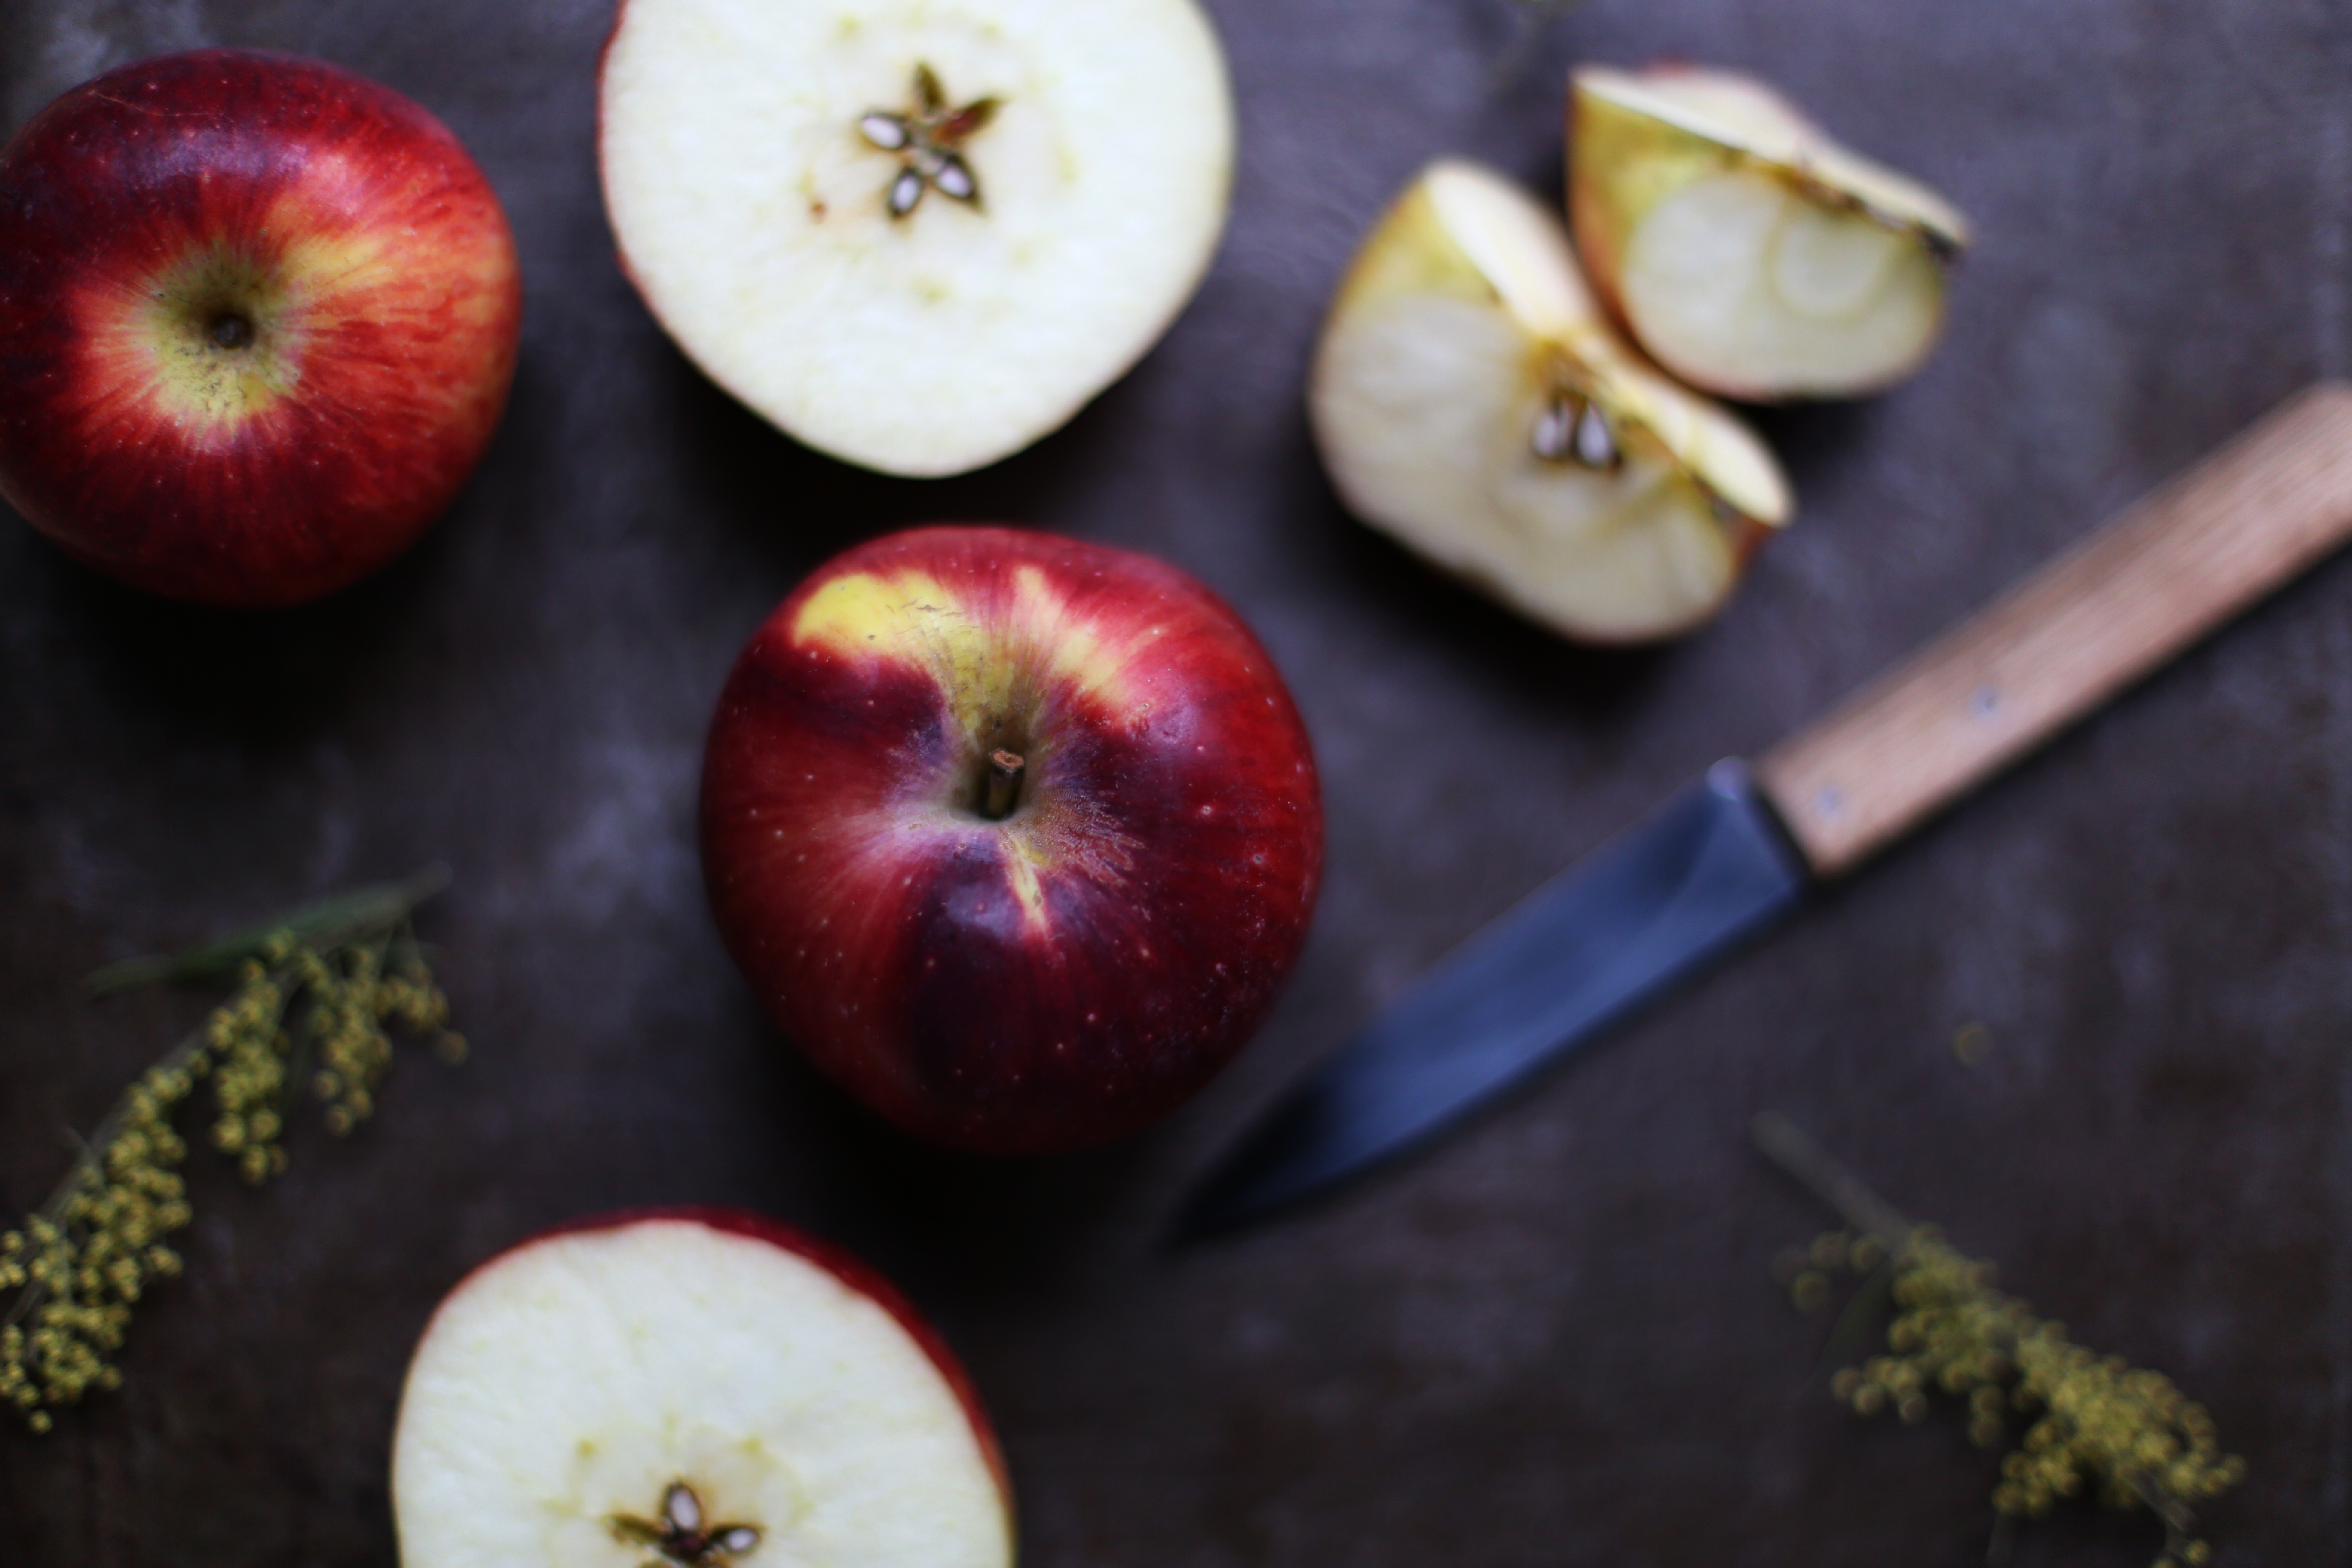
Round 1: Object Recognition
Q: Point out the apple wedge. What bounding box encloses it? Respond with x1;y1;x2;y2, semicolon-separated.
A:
1571;64;1970;401
1308;159;1791;643
599;0;1233;478
392;1210;1012;1568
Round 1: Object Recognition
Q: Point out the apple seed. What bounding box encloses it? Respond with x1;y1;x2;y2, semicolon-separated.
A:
933;153;977;203
1531;397;1573;464
914;61;946;114
1530;385;1622;475
858;63;1001;219
609;1479;762;1568
888;167;925;219
858;113;909;151
1571;399;1620;472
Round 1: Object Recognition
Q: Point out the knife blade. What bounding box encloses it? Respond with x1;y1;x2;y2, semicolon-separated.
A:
1178;381;2352;1237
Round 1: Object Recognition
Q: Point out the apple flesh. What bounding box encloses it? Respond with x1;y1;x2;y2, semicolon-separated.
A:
392;1209;1012;1568
599;0;1233;478
0;49;522;608
1309;159;1792;643
701;525;1322;1154
1571;64;1969;401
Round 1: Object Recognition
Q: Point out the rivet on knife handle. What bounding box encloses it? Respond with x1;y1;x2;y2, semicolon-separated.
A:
1755;381;2352;879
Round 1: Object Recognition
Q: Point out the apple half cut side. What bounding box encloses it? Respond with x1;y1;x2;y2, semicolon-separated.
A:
1308;159;1792;644
392;1210;1013;1568
1570;63;1970;401
599;0;1233;478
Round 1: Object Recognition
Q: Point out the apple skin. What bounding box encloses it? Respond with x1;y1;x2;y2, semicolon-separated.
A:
701;525;1323;1155
419;1207;1013;1506
0;49;522;607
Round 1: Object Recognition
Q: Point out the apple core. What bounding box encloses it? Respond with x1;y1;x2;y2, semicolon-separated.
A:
860;63;1000;219
611;1479;763;1566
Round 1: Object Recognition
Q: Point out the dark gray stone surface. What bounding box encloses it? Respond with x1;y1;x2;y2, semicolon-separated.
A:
2;0;2347;1562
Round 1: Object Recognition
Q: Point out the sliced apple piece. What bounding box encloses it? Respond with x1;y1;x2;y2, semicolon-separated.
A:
1308;159;1792;644
600;0;1233;478
1571;63;1969;401
392;1210;1012;1568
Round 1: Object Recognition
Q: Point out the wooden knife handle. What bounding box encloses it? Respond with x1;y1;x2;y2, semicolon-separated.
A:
1755;381;2352;879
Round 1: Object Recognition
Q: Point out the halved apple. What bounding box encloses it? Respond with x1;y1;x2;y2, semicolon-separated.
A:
599;0;1233;478
1570;64;1969;401
391;1210;1012;1568
1308;159;1791;643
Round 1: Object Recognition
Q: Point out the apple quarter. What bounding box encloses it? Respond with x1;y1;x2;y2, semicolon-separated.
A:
1571;64;1969;400
599;0;1235;477
392;1211;1013;1568
1309;160;1792;643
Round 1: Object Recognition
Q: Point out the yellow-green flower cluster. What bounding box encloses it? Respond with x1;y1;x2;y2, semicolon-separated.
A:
3;909;458;1433
2000;1318;2239;1555
1;1051;200;1431
307;939;459;1136
208;950;293;1185
1808;1225;2241;1568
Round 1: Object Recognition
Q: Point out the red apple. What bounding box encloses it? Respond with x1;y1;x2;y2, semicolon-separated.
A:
392;1208;1014;1568
0;49;522;607
701;525;1323;1155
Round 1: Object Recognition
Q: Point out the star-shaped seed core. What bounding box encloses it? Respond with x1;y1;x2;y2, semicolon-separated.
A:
610;1480;761;1568
858;63;1000;219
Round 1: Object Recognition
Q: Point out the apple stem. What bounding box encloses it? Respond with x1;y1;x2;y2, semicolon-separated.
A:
983;749;1026;820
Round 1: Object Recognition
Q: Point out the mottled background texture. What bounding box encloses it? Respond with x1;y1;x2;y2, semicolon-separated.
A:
4;0;2350;1563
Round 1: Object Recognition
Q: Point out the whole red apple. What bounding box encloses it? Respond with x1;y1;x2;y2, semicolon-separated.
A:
0;49;522;607
702;526;1323;1155
393;1208;1013;1568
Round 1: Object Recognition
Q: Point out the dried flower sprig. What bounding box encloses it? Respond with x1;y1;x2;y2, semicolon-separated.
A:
1754;1112;2242;1568
2;867;462;1432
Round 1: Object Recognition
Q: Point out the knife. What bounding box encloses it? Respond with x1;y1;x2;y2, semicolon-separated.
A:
1178;381;2352;1237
